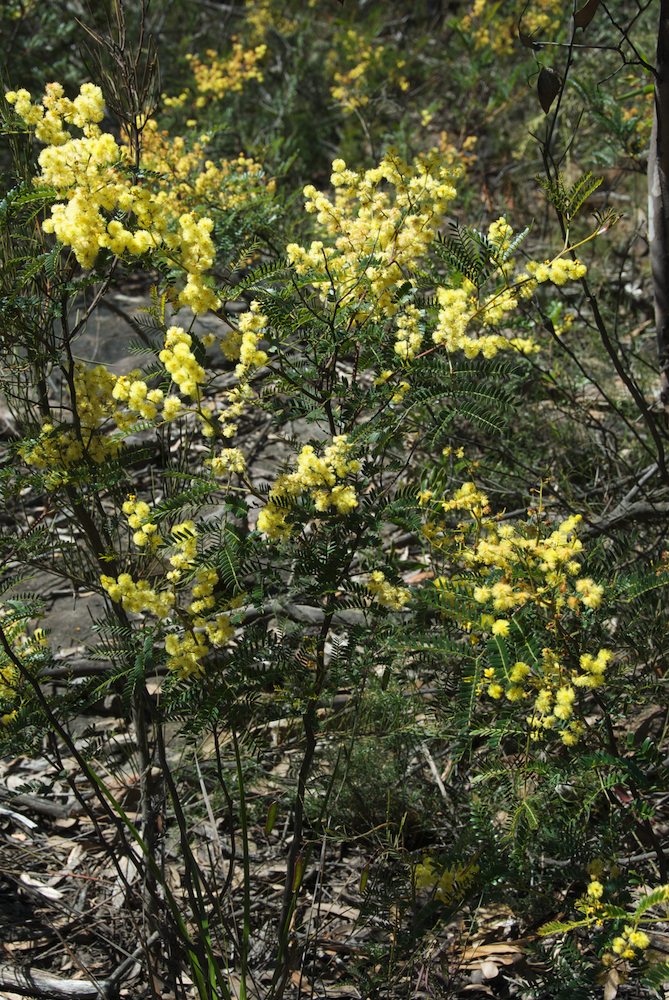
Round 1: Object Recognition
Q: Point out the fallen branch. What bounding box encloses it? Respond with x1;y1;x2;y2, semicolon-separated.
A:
0;932;160;1000
0;964;112;999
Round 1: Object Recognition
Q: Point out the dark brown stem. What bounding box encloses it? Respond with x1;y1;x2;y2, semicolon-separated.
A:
270;599;337;1000
650;1;669;401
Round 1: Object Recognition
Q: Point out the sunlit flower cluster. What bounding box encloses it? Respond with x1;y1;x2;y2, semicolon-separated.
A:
287;162;584;373
122;495;161;550
100;513;237;680
422;482;490;549
113;327;211;434
235;301;269;379
159;326;207;399
186;42;267;105
367;571;410;610
139;119;275;212
112;371;166;423
432;216;585;359
478;644;612;744
208;302;269;441
19;363;129;485
257;435;360;540
100;573;175;619
210;448;247;476
424;486;610;744
6;82;223;314
468;512;588;605
6;81;104;145
569;876;667;969
525;257;587;286
287;151;458;330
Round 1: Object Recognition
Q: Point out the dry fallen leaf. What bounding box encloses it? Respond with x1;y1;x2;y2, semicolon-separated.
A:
480;960;499;980
19;873;64;900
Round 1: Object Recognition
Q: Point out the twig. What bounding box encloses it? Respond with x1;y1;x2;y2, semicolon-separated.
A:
420;743;450;805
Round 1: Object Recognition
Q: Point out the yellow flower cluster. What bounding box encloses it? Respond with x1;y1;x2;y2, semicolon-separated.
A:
100;573;175;618
287;150;458;327
168;520;199;575
19;363;130;484
480;644;613;745
164;524;235;677
139;120;275;212
164;612;235;678
164;631;209;677
432;214;584;358
6;81;104;145
424;485;611;744
257;436;360;540
6;82;220;315
208;302;269;441
328;29;409;113
526;258;587;286
394;304;423;361
100;513;236;680
287;164;580;370
461;0;563;55
243;0;301;42
122;495;161;550
19;424;81;478
441;482;490;520
112;371;166;422
112;327;210;435
422;482;490;550
367;571;410;610
189;566;218;615
610;927;651;959
186;42;267;105
217;383;253;439
210;448;246;476
465;510;611;742
549;878;669;973
235;302;269;379
159;326;207;399
469;513;587;607
432;216;586;359
0;611;48;725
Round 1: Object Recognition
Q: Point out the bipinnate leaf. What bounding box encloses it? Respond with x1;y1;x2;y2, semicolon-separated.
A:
538;67;561;114
538;919;584;936
574;0;601;29
633;885;669;918
641;961;669;990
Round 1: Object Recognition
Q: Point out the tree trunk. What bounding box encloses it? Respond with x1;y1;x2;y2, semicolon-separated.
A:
649;0;669;402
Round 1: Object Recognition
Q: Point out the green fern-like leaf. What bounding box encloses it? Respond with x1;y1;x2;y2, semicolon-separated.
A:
434;223;496;287
633;886;669;919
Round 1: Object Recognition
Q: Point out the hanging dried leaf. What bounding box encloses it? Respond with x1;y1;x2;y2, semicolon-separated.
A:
538;67;562;114
574;0;601;28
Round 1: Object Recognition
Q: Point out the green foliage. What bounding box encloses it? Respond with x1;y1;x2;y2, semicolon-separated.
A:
0;1;667;998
